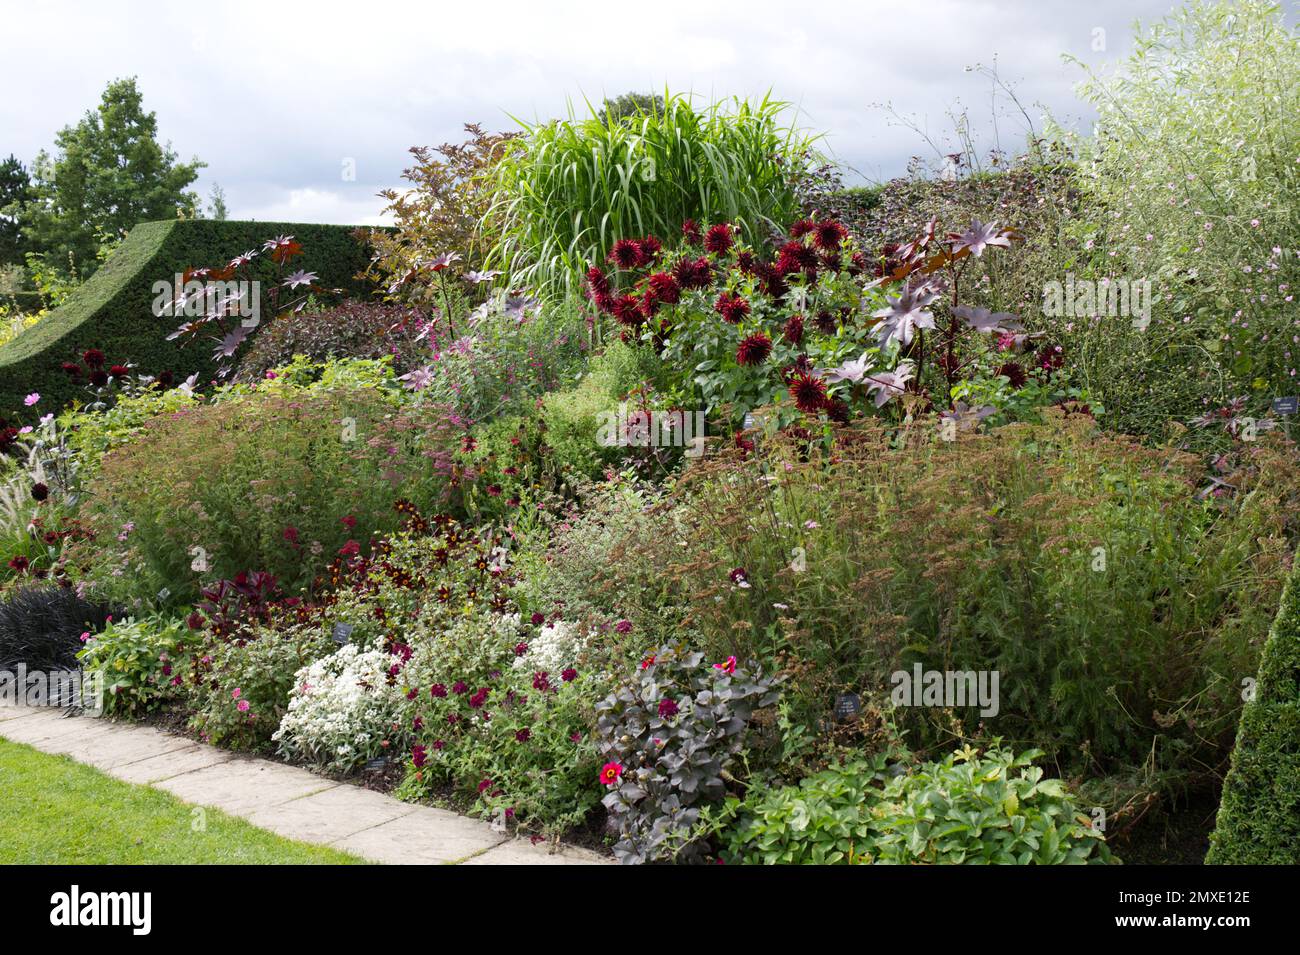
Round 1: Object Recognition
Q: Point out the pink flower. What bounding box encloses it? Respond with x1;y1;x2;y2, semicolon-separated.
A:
713;656;737;675
600;762;624;786
237;700;250;712
23;393;39;406
231;688;242;699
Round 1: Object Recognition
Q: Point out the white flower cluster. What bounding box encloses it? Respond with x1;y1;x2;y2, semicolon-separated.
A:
512;618;590;674
273;644;408;771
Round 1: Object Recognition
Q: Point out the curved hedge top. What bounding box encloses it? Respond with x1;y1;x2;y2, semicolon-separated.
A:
0;218;379;419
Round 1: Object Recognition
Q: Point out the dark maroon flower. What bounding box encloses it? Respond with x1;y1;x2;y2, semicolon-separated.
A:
477;778;493;793
826;397;851;424
789;219;815;239
281;525;299;545
452;680;469;695
341;514;356;529
643;271;680;308
681;219;702;245
412;745;428;768
729;567;749;584
611;294;644;327
530;612;545;626
157;370;175;387
672;255;713;290
813;309;838;335
108;365;129;379
658;698;680;718
413;715;424;731
615;619;632;634
186;611;205;630
430;683;447;698
60;362;82;377
996;362;1027;388
532;671;551;692
30;482;49;502
704;223;734;256
790;373;829;413
586;265;612;311
782;313;804;345
82;349;105;368
776;241;819;277
514;642;528;657
515;728;531;743
608;239;644;270
469;687;489;709
813;219;848;251
432;739;445;750
338;539;361;557
561;668;578;682
637;235;662;261
714;292;750;324
486;484;502;497
89;370;109;387
736;332;772;366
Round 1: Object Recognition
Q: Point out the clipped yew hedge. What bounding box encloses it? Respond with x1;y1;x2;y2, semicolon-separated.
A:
0;218;378;419
1206;550;1300;863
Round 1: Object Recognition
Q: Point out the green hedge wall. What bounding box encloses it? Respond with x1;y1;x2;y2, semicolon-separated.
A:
0;219;379;419
1206;550;1300;863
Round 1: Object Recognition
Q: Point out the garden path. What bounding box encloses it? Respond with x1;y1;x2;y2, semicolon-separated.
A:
0;703;608;865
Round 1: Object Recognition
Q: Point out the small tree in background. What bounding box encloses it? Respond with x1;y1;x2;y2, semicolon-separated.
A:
20;77;204;276
0;155;32;266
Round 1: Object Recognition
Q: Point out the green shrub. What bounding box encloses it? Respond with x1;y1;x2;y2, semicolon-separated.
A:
0;218;379;420
77;614;192;718
1207;549;1300;863
718;746;1115;864
187;620;334;750
604;412;1300;804
83;376;465;601
1062;0;1300;433
486;93;820;300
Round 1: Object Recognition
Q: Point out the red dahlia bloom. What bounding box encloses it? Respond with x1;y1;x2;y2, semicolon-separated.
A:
672;255;712;290
789;219;815;239
658;698;680;718
776;241;819;277
813;219;849;251
681;219;702;245
109;365;129;379
736;332;772;366
789;372;829;413
714;292;750;324
90;370;109;387
637;235;663;261
996;362;1027;388
30;482;49;502
611;294;644;327
607;239;643;270
782;314;804;345
82;349;105;368
703;223;734;255
60;362;82;376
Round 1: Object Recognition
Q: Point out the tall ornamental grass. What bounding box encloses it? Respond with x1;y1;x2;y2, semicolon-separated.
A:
485;92;821;300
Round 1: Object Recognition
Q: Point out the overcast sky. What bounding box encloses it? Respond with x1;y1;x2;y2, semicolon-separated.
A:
1;0;1184;226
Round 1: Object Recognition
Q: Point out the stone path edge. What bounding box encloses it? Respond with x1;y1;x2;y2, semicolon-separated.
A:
0;704;609;866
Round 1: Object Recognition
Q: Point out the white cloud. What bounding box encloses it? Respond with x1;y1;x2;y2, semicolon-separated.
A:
0;0;1178;225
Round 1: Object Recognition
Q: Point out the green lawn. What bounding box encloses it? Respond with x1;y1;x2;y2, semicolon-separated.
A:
0;739;366;864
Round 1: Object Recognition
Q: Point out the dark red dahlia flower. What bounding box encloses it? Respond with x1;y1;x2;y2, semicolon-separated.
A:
608;239;644;270
89;370;109;387
813;219;849;251
782;313;804;345
714;291;750;324
60;362;82;376
789;372;829;413
996;362;1027;388
637;235;663;262
672;255;713;290
789;219;816;239
108;365;129;379
30;482;49;502
681;219;702;245
736;331;772;366
612;294;645;327
777;241;819;277
703;223;734;256
82;348;105;368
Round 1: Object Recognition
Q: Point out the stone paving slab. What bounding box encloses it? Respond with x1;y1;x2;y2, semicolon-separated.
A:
245;782;419;845
0;705;611;865
331;803;508;864
462;839;611;866
109;742;234;784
